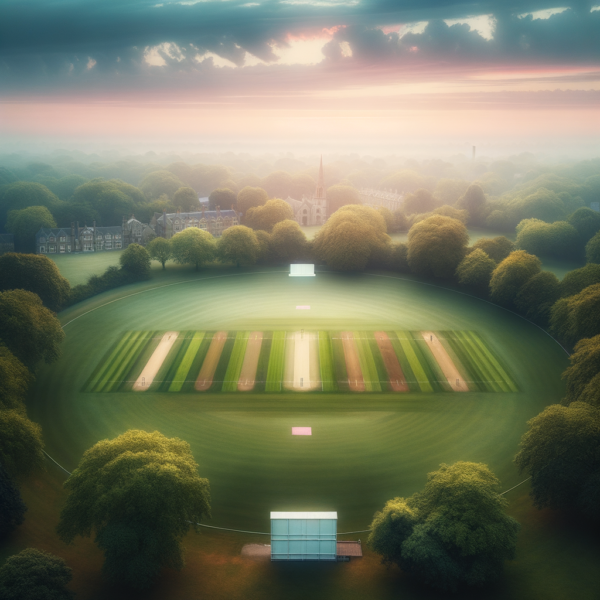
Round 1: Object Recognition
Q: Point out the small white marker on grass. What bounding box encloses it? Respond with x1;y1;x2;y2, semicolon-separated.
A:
296;305;310;310
292;427;312;436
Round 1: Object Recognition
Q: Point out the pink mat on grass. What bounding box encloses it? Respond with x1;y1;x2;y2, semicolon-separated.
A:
292;427;312;435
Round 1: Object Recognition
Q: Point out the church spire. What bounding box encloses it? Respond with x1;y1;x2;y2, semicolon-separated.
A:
315;155;325;199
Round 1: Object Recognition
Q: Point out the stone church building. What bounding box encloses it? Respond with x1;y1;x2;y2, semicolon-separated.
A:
283;157;328;226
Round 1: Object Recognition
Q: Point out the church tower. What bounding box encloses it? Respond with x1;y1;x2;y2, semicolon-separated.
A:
315;155;326;200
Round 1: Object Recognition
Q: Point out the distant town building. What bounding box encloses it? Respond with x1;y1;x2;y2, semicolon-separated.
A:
0;233;14;255
283;157;328;226
359;188;404;212
36;223;124;254
150;207;239;239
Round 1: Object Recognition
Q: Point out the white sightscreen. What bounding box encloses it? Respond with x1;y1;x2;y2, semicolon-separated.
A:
289;264;315;277
271;515;337;561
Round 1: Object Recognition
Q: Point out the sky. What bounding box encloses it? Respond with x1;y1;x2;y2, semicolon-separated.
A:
0;0;599;154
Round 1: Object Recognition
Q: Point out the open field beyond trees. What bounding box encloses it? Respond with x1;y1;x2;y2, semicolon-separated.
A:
4;265;600;600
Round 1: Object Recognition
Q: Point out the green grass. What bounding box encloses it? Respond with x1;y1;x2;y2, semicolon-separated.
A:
318;331;337;392
20;266;590;600
354;331;382;392
169;331;206;392
393;331;435;392
157;333;191;392
221;332;249;392
265;331;286;392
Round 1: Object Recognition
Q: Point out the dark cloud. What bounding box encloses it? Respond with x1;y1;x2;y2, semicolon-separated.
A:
0;0;599;96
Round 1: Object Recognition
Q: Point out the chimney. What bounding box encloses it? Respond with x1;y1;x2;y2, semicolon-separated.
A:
472;145;476;161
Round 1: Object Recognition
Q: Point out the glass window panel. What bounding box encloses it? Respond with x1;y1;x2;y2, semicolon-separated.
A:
271;520;288;536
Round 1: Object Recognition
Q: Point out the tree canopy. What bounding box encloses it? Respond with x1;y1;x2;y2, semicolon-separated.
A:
217;225;259;266
0;410;44;479
456;249;496;292
0;253;71;312
516;219;579;259
515;271;561;325
119;243;151;279
326;185;361;214
0;548;74;600
568;207;600;247
0;182;59;230
471;236;514;263
172;187;198;212
270;220;308;262
208;188;236;210
586;231;600;264
6;206;56;252
170;227;216;270
402;188;437;215
57;430;211;588
560;263;600;298
0;345;32;413
236;186;268;214
489;251;541;307
407;215;468;278
139;170;185;201
562;334;600;404
146;237;172;270
456;183;487;224
245;198;294;232
515;402;600;521
0;463;26;538
550;283;600;346
368;462;519;592
0;289;65;367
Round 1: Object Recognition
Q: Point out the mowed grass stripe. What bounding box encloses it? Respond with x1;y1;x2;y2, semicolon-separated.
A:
466;331;518;392
436;332;477;391
95;331;143;392
265;331;285;391
85;331;134;392
211;332;236;392
169;332;206;392
387;332;420;392
254;331;272;392
122;331;164;392
354;331;381;392
318;331;337;392
453;331;504;392
222;332;249;392
155;333;189;391
412;332;451;392
106;331;156;392
394;331;435;392
442;331;487;392
331;332;349;392
183;333;213;393
368;333;391;392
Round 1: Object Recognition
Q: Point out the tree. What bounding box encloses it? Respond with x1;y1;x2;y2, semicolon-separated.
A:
0;346;32;413
147;237;172;270
208;188;236;210
217;225;259;267
456;249;496;292
560;263;600;297
550;283;600;346
57;430;210;589
568;207;600;247
326;185;361;214
139;170;185;201
119;243;151;279
270;220;308;262
586;231;600;264
245;198;294;232
489;251;541;307
390;242;410;273
254;230;273;264
407;215;468;278
0;411;44;479
456;183;487;223
563;335;600;404
0;463;26;538
377;206;395;232
516;219;579;258
170;227;216;270
515;402;600;521
261;170;294;199
368;462;519;592
236;186;268;214
0;182;59;230
6;206;56;253
578;372;600;409
0;290;65;367
471;237;514;263
173;187;198;212
0;253;71;312
313;205;390;271
433;178;470;205
0;548;74;600
432;204;468;223
402;188;437;215
380;169;426;193
515;271;561;325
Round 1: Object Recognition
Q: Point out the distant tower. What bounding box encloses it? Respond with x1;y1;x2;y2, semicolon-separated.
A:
472;146;476;160
315;155;326;200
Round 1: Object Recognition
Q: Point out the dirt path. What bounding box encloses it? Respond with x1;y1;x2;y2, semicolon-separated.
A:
238;332;263;391
421;331;466;392
374;331;410;392
341;332;365;392
195;331;228;391
291;331;320;391
133;332;178;391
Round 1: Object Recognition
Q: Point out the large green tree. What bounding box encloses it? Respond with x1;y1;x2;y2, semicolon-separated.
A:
568;207;600;247
515;402;600;521
261;171;294;199
471;236;514;263
139;170;185;201
119;243;151;279
368;462;519;592
170;227;216;270
270;220;308;262
560;263;600;297
0;289;65;367
550;283;600;346
313;205;390;271
489;251;541;307
562;334;600;404
0;253;71;312
456;183;487;223
0;410;44;479
516;219;579;259
217;225;259;266
326;185;361;214
208;188;237;210
0;463;26;538
407;215;468;278
57;430;211;588
456;249;496;292
6;206;56;253
402;188;437;215
586;231;600;264
245;198;294;232
515;271;561;325
146;237;172;270
0;182;59;230
0;548;74;600
236;186;268;214
172;187;198;212
0;346;32;413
